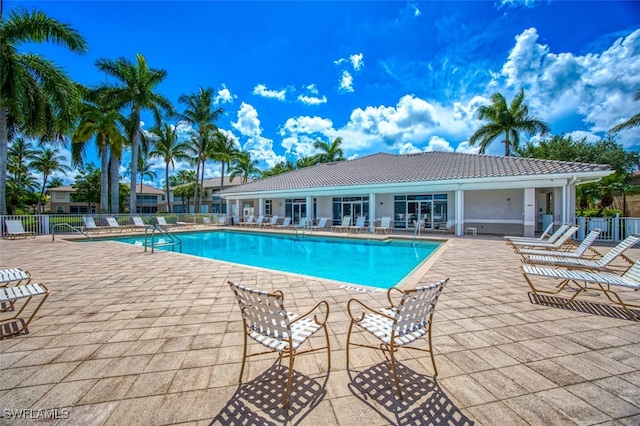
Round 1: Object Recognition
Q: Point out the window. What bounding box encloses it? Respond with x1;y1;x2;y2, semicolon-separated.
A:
136;195;158;205
56;206;64;213
265;200;273;216
54;192;65;200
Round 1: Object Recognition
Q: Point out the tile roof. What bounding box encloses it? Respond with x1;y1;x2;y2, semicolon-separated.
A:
219;152;612;194
49;183;165;194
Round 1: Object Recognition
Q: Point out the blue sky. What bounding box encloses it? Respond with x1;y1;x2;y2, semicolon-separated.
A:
10;0;640;186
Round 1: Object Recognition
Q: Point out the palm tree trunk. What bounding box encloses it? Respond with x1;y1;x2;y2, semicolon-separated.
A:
193;159;200;213
129;111;140;214
37;175;48;215
110;153;120;213
504;131;511;157
220;161;225;213
0;102;9;215
200;159;205;213
100;137;109;213
165;163;171;213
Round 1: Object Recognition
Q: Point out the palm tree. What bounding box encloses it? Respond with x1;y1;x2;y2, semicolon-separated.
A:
209;131;238;212
8;137;36;182
94;53;172;214
148;122;191;212
610;89;640;133
229;151;260;184
296;155;318;169
29;146;71;214
177;87;224;211
0;6;87;214
469;88;550;156
72;95;127;213
313;137;345;163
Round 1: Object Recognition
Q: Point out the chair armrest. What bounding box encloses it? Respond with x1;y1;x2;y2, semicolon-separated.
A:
292;300;330;326
387;287;405;308
347;298;394;322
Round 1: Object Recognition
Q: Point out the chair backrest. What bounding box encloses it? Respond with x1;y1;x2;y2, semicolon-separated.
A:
539;222;555;240
547;224;570;243
316;217;328;227
106;217;120;227
245;215;254;224
354;216;366;227
5;220;25;234
573;228;600;256
596;233;640;267
132;217;145;226
83;216;97;229
392;279;448;335
281;217;291;227
552;225;579;247
297;217;308;227
341;216;351;226
157;216;168;226
380;217;391;228
255;216;264;224
228;282;291;340
622;259;640;282
219;216;227;225
203;217;211;224
270;215;279;225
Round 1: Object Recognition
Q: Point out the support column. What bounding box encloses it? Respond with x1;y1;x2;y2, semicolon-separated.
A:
369;193;376;233
455;189;464;236
235;199;240;222
258;197;264;216
524;188;535;237
306;196;313;221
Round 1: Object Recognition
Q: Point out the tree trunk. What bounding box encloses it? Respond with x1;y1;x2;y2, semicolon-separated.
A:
100;136;109;213
193;159;200;212
220;161;225;213
504;130;511;157
0;102;9;215
109;153;120;214
200;161;205;213
165;163;171;213
37;175;48;214
129;110;140;214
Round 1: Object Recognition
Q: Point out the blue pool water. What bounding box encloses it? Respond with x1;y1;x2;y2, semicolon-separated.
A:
98;230;441;289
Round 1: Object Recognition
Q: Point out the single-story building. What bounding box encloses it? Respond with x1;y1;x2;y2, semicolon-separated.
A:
171;176;252;214
217;152;613;237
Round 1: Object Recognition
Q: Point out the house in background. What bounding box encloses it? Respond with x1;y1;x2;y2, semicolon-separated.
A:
218;152;613;237
49;183;166;214
171;176;252;214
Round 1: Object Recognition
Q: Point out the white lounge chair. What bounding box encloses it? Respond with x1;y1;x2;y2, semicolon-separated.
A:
3;220;35;239
0;282;49;337
228;282;330;408
309;217;329;232
106;217;129;232
261;216;279;228
521;260;640;319
250;215;265;228
131;216;149;231
331;216;351;232
238;215;254;227
524;233;640;273
517;228;601;259
273;217;291;229
82;216;109;233
346;279;448;399
504;222;558;242
347;216;367;233
156;216;176;228
290;217;309;230
508;225;579;250
374;217;392;234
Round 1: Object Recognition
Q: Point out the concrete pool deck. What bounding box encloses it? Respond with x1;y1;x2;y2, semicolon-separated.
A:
0;229;639;425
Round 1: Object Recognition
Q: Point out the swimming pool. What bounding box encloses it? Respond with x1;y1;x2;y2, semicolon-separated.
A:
97;230;441;289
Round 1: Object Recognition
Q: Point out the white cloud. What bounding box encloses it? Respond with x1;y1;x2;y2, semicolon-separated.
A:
298;94;327;105
339;70;354;92
497;0;536;8
305;84;319;95
410;3;421;16
350;53;364;71
215;84;234;104
231;103;285;168
279;116;334;158
493;27;640;147
252;84;286;101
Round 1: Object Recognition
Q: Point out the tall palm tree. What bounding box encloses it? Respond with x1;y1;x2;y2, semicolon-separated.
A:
8;137;36;182
29;146;71;214
209;131;238;212
295;155;318;169
0;6;87;214
72;96;127;213
313;137;345;163
610;89;640;133
177;87;224;211
148;122;191;212
94;53;172;214
469;88;550;156
229;150;260;184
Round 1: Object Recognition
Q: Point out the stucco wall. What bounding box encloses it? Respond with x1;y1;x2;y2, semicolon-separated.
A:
464;189;524;235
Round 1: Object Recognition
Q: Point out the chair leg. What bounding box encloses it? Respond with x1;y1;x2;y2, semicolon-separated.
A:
323;323;331;370
238;330;248;383
428;323;437;376
283;349;295;408
346;320;355;366
388;343;403;400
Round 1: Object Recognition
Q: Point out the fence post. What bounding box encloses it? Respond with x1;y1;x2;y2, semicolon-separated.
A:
40;216;50;235
576;217;586;240
614;213;620;243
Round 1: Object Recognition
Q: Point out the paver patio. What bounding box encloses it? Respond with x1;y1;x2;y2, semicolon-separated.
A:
0;229;639;425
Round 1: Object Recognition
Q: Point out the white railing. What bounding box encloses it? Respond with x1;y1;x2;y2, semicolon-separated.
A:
0;213;227;238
